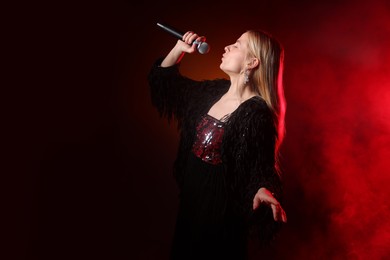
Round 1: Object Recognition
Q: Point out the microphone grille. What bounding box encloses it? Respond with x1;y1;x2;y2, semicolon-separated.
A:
197;42;210;54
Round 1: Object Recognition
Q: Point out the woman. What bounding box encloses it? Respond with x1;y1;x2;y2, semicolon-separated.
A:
148;29;287;260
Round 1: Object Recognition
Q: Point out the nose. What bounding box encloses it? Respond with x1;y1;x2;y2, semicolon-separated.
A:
224;46;229;52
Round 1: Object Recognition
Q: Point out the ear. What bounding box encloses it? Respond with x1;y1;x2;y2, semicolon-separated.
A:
247;58;259;69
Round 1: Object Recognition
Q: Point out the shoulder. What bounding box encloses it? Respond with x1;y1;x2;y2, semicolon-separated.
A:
235;97;276;139
226;97;275;136
240;96;273;121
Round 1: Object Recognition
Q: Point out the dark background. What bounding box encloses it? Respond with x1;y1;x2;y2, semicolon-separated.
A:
8;0;390;259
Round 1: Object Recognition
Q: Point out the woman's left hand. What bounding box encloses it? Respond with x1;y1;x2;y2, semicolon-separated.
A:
253;187;287;223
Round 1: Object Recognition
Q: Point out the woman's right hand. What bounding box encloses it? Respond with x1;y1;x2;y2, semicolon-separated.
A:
161;31;205;67
175;31;206;54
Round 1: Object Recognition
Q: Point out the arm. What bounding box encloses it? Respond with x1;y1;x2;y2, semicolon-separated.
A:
248;107;287;222
231;100;285;243
147;32;207;124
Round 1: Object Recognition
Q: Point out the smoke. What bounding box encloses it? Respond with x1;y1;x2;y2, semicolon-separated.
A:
279;1;390;259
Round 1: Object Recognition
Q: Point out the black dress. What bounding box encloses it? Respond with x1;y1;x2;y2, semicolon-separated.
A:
170;114;248;260
148;59;283;259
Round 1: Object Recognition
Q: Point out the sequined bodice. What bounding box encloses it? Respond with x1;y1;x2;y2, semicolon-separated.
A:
191;114;226;165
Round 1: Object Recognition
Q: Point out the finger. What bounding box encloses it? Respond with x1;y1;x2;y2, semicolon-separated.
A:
183;31;194;44
193;36;206;45
273;204;288;222
253;197;260;210
271;203;282;221
281;208;287;223
182;31;190;41
266;196;279;206
188;34;199;45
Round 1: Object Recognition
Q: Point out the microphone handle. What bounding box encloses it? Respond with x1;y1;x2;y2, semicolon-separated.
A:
156;22;210;54
157;23;183;39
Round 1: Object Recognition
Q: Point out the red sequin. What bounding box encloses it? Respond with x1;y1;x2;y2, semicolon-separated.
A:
191;114;225;165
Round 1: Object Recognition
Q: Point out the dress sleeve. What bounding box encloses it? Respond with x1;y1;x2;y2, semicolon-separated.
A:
147;57;202;125
229;100;283;245
246;106;283;245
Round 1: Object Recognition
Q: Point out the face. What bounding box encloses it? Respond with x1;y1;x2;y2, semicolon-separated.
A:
220;32;250;75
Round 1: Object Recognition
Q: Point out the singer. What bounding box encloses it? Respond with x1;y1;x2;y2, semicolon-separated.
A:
147;28;287;260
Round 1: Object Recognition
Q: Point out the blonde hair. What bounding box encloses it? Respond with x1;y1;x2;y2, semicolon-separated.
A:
246;30;286;171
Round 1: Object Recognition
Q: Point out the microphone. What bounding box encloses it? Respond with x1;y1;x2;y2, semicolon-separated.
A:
156;22;210;54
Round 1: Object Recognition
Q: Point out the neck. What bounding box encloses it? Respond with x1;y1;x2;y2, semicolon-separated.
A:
226;76;257;102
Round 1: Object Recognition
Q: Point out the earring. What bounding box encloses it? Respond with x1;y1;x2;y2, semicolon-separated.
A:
244;69;250;85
